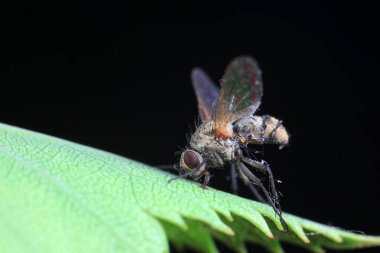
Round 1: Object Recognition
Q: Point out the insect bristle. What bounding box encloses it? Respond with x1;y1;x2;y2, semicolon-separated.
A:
185;132;191;142
240;144;261;160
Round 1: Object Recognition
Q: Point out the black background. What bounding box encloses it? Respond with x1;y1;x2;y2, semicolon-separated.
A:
1;1;379;252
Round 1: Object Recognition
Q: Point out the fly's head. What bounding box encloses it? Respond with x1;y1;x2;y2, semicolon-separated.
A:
180;149;204;172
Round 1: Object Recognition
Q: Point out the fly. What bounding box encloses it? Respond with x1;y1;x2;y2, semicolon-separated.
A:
173;56;289;229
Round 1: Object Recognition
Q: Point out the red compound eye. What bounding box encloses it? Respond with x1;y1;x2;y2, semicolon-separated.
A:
183;150;201;169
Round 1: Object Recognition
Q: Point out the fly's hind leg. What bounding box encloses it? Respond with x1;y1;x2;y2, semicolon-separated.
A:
236;161;288;231
232;162;266;202
241;157;280;207
235;162;268;203
229;163;239;194
247;182;267;203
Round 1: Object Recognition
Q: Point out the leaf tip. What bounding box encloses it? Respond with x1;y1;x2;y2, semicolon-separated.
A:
228;229;235;236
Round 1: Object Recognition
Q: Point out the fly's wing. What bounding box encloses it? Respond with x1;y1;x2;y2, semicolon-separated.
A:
214;56;263;138
191;68;219;122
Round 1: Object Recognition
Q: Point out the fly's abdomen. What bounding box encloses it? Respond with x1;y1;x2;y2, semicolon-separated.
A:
234;115;289;147
262;115;289;146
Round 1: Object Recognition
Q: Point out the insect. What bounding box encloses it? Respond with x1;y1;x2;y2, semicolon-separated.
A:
174;56;289;228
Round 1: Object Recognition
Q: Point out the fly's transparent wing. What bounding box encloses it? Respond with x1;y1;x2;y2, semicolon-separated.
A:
214;56;263;138
191;68;219;122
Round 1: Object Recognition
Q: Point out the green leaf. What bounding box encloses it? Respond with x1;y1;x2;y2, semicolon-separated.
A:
0;122;379;253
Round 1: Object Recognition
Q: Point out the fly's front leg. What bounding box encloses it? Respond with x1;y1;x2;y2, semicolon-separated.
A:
191;160;207;179
168;164;189;183
190;161;211;189
169;160;206;183
156;164;177;170
194;152;222;190
193;169;210;189
168;171;192;183
200;170;210;189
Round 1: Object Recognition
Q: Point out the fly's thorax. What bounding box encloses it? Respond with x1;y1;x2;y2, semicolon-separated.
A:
190;121;239;164
190;121;215;151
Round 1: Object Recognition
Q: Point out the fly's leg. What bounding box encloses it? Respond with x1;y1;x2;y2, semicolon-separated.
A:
229;163;239;194
236;162;273;204
212;152;224;167
192;169;211;189
168;164;188;183
236;162;288;231
168;172;193;183
195;159;210;189
241;157;285;226
234;162;267;203
191;161;207;178
241;157;280;208
168;161;206;183
190;161;211;189
156;164;177;170
233;149;264;200
247;182;267;203
194;153;221;189
200;170;210;189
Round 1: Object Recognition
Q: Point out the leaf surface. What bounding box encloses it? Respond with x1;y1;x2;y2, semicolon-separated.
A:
0;122;379;253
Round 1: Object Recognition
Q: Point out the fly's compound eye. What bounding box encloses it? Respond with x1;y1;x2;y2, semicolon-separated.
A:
180;149;203;170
